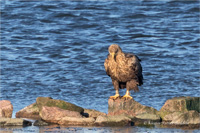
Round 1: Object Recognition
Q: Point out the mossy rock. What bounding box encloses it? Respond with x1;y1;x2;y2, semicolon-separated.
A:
36;97;84;113
185;97;200;112
16;103;40;119
159;97;200;120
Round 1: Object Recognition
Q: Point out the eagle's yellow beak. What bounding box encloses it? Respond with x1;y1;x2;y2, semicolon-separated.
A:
110;52;115;59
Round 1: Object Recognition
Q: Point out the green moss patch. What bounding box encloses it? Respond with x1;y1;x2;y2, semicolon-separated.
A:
186;97;200;112
36;97;84;113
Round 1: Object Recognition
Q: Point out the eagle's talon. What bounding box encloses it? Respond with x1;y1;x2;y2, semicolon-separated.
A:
110;94;120;100
122;95;133;100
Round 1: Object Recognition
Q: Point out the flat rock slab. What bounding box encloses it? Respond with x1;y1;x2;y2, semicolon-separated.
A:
0;118;32;126
59;117;95;126
0;100;13;118
16;103;40;119
135;113;161;122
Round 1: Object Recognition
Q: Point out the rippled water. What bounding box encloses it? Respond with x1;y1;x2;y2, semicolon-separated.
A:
1;0;199;132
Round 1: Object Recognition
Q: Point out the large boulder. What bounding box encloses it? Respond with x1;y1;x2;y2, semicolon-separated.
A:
40;106;82;124
16;103;40;119
0;100;13;118
159;97;200;121
36;97;84;113
0;118;32;126
108;97;160;123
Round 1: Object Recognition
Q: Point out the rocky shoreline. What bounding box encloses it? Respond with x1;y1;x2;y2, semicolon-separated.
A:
0;96;199;129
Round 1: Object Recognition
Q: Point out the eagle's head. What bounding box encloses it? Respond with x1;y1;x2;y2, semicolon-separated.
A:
108;44;122;61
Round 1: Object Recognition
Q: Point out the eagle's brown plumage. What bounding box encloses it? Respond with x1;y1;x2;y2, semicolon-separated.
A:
104;44;143;99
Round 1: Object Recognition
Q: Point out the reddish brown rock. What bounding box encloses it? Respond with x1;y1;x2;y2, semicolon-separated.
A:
0;100;13;118
108;97;158;117
40;106;83;124
16;103;40;119
107;97;161;125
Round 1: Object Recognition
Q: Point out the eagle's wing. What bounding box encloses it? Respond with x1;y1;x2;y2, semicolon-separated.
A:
104;55;111;76
125;53;143;85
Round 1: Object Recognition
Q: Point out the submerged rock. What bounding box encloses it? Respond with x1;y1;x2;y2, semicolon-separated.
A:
0;118;32;126
159;96;200;121
36;97;84;113
33;120;48;126
0;100;13;118
40;106;82;124
16;103;40;119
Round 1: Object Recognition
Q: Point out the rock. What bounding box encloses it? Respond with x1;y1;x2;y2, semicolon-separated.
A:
59;117;95;126
33;120;48;126
16;103;40;119
135;113;161;122
0;100;13;118
107;98;161;126
171;110;200;125
36;97;84;113
40;106;82;124
95;115;132;126
0;118;32;126
108;97;159;118
83;109;106;118
163;112;183;122
159;97;200;120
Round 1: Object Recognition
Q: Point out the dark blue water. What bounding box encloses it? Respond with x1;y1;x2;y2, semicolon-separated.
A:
1;0;199;132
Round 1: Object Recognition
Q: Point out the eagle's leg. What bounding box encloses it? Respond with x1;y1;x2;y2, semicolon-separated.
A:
122;90;133;99
110;89;120;99
110;80;120;99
